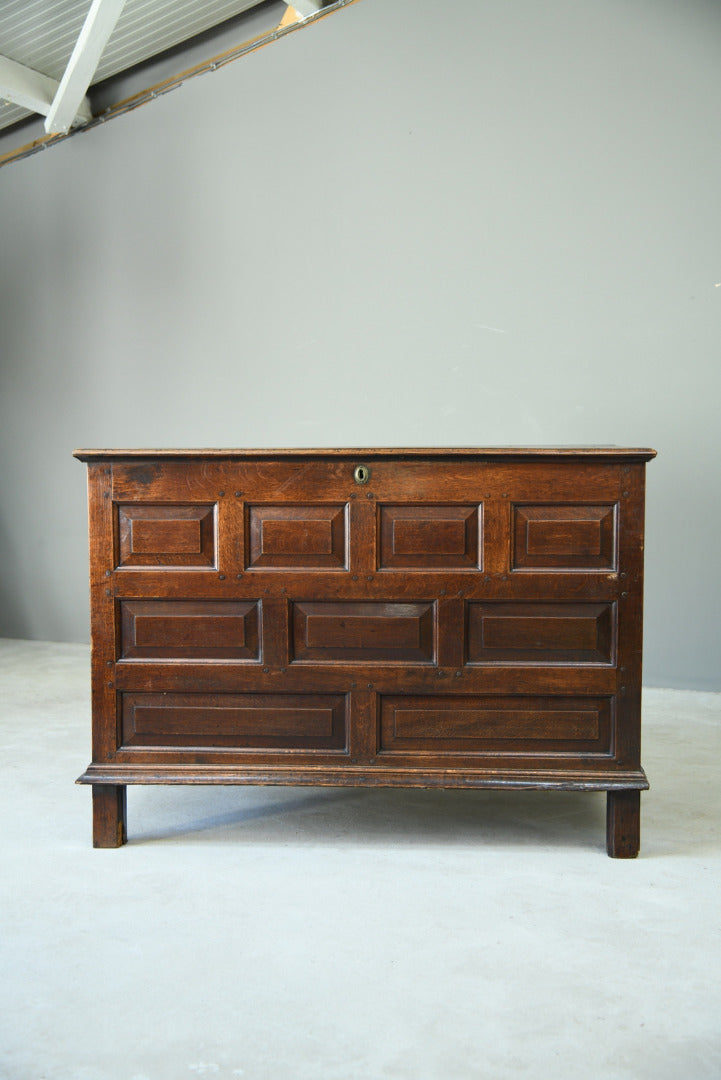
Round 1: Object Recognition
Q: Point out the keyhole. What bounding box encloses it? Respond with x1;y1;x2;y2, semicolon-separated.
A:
354;464;370;485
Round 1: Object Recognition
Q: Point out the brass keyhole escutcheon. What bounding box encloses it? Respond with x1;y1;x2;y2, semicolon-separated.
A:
354;464;370;485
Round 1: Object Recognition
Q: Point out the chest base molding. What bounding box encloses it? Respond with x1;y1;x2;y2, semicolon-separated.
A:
78;763;649;791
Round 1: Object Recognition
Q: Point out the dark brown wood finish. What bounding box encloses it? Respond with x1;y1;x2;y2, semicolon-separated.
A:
607;789;641;858
76;447;655;855
92;785;127;848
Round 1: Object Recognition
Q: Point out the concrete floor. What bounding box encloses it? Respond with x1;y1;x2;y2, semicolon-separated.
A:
1;638;719;1080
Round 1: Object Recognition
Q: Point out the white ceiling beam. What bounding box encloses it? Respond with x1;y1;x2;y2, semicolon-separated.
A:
45;0;128;135
286;1;324;19
0;53;92;125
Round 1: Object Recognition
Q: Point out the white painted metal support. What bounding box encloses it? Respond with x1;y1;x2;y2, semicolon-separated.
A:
0;54;92;125
287;1;324;19
45;0;128;134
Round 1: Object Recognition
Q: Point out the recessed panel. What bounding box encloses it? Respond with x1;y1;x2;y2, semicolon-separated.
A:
120;600;260;660
380;694;612;754
121;692;348;749
292;602;436;662
247;505;347;569
117;504;216;568
467;602;615;664
513;504;616;570
379;505;481;569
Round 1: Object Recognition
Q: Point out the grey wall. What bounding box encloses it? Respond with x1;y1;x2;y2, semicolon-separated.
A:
1;0;720;688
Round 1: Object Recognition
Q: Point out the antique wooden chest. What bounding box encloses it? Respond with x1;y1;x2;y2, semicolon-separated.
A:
75;447;655;856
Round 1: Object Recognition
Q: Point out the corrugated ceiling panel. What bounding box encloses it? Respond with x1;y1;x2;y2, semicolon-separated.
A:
96;0;267;80
0;101;30;130
0;1;90;79
0;0;268;81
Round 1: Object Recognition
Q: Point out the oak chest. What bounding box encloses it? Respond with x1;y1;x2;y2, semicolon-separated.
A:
75;447;655;856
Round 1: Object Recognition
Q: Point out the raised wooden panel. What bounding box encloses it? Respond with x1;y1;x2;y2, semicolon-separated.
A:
117;504;216;568
467;602;615;664
292;601;436;662
120;601;260;660
247;504;348;569
512;504;616;570
380;694;612;754
120;692;348;749
379;505;481;569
